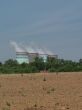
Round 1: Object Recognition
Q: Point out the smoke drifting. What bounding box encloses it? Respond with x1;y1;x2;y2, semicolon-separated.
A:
25;46;36;53
43;48;54;55
10;41;54;55
10;41;25;52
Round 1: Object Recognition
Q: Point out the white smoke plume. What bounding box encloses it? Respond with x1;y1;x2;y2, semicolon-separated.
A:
10;41;54;55
24;46;36;53
10;41;25;52
35;48;45;54
29;43;46;55
43;48;54;55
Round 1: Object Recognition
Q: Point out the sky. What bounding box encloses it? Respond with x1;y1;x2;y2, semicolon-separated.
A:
0;0;82;62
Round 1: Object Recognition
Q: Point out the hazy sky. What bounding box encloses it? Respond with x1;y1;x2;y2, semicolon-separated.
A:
0;0;82;61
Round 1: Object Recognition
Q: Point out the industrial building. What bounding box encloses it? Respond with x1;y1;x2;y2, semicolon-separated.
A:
16;52;29;64
11;41;58;64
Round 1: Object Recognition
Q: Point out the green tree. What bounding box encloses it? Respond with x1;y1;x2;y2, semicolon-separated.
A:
33;57;45;71
4;59;18;67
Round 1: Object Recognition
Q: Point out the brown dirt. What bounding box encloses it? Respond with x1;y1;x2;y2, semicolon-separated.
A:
0;72;82;110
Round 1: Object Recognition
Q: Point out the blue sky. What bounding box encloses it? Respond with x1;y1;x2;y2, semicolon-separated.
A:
0;0;82;61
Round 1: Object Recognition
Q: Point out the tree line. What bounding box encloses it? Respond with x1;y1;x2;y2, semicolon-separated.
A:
0;57;82;74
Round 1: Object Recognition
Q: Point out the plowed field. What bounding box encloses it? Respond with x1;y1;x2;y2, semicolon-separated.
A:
0;72;82;110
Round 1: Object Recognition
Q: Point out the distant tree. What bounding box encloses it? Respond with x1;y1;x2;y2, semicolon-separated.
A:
0;62;2;66
0;57;82;74
4;59;18;67
20;62;28;68
79;59;82;64
33;57;45;71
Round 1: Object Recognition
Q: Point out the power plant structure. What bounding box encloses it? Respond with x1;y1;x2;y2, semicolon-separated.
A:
11;41;58;64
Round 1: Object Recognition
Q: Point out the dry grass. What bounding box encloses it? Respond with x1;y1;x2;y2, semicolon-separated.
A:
0;72;82;110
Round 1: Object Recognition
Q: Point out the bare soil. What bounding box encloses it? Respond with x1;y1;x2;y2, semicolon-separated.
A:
0;72;82;110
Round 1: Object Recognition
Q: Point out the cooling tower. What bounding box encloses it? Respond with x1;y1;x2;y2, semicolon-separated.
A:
16;52;29;64
10;41;58;64
35;48;47;62
24;46;39;62
28;53;39;62
10;41;30;64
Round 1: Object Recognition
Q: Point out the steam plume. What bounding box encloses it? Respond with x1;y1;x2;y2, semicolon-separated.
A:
10;41;54;55
10;41;25;52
